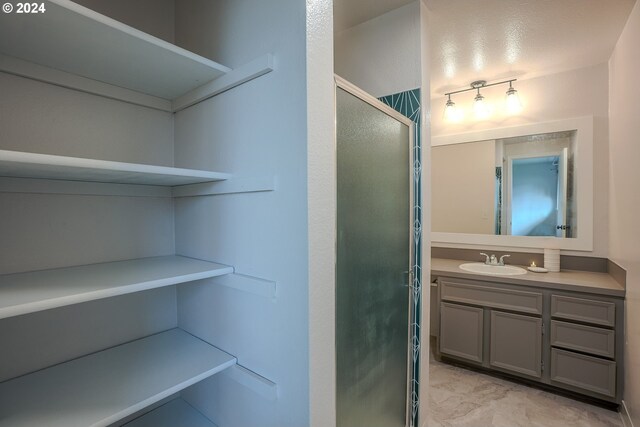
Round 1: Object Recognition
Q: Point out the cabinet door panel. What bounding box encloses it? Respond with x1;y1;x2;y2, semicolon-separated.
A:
490;311;542;378
439;303;483;363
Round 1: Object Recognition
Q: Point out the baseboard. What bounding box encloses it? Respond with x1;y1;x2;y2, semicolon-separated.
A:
621;400;635;427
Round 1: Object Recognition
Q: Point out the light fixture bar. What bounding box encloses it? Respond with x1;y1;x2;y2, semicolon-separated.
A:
444;79;517;97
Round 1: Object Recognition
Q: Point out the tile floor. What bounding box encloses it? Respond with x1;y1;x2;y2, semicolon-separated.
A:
428;345;623;427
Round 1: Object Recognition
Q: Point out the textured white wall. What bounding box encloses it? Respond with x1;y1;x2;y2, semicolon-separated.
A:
608;1;640;424
307;0;337;426
431;63;610;257
334;1;422;97
418;3;431;426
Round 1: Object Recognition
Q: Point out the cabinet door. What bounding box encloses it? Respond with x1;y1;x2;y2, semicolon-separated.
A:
440;303;483;363
490;311;542;378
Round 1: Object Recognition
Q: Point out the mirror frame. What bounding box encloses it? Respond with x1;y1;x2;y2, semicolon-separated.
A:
431;116;593;251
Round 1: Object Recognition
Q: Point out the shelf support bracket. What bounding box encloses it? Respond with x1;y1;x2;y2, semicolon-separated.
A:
172;54;275;112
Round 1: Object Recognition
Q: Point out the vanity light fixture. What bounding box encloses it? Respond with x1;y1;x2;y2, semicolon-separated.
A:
472;82;491;120
443;94;463;122
444;79;522;122
505;80;523;114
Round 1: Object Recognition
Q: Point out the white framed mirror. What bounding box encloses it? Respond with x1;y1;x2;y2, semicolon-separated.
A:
431;116;593;251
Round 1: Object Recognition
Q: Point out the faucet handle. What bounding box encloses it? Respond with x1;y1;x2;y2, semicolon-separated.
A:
479;253;490;264
499;254;511;265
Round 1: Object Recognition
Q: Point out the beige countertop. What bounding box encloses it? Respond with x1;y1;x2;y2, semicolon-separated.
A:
431;258;625;297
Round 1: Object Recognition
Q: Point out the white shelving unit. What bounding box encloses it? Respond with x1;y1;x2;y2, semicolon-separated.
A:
0;0;273;111
0;256;233;320
0;0;277;424
0;0;229;100
0;329;236;427
0;150;230;186
125;399;217;427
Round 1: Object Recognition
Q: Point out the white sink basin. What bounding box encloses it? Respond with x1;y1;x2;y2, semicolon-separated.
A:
459;262;527;276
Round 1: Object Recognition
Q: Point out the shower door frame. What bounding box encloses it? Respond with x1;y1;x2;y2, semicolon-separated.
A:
334;75;415;427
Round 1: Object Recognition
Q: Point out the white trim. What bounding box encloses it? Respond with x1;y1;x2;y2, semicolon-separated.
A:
200;273;277;299
0;176;172;198
223;364;278;401
171;175;276;198
432;116;594;252
172;54;275;112
1;53;274;113
621;400;635;427
335;75;414;127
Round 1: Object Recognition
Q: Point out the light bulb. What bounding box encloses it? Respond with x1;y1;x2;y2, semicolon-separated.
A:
444;98;463;122
473;92;490;120
505;86;523;114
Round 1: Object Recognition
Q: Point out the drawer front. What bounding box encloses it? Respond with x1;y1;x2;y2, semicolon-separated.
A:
440;279;542;315
551;320;615;358
551;295;615;327
550;348;616;398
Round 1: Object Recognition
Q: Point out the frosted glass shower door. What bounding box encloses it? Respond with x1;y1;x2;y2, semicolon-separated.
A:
336;79;412;427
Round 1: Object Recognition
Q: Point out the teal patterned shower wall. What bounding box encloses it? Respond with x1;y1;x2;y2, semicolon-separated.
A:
379;89;422;427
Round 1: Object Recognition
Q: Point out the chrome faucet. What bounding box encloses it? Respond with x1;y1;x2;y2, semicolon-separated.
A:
479;253;511;266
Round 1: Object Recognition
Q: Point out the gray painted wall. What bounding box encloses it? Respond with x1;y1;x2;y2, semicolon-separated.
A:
73;0;175;43
0;73;174;165
173;0;309;425
0;288;176;383
608;0;640;424
0;193;174;274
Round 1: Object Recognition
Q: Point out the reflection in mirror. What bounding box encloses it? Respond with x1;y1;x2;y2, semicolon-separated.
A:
432;130;577;238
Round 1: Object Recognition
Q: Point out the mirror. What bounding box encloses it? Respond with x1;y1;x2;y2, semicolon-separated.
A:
433;130;576;238
431;117;593;251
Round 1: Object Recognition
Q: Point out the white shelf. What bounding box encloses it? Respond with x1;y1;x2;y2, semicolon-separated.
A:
0;329;236;427
0;255;233;320
125;399;217;427
0;0;230;100
0;150;230;186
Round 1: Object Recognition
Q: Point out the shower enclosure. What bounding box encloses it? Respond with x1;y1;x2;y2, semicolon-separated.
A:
335;77;414;427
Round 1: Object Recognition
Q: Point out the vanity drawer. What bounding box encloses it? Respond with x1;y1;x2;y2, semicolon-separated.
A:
440;279;542;315
550;348;616;398
551;295;615;327
550;320;615;358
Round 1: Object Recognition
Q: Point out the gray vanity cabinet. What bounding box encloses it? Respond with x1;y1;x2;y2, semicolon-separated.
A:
438;278;543;380
437;276;624;404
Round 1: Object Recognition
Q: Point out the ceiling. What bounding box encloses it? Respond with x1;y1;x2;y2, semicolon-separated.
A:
334;0;636;95
333;0;415;32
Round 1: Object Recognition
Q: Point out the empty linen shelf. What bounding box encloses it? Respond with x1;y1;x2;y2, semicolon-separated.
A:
0;150;230;186
0;255;233;319
0;329;236;427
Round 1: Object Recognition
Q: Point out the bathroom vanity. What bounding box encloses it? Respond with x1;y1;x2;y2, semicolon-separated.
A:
431;258;625;405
